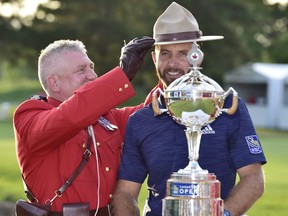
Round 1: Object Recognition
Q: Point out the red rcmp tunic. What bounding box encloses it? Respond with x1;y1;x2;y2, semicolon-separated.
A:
13;67;143;211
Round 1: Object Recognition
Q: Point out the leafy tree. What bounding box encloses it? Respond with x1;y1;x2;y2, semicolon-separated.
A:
0;0;287;91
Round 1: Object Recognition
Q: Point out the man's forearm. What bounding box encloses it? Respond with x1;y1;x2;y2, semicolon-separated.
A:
111;191;140;216
224;166;265;216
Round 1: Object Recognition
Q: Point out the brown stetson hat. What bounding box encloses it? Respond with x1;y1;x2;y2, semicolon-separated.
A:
153;2;223;45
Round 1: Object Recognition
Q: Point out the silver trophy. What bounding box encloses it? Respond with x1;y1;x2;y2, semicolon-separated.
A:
152;42;238;216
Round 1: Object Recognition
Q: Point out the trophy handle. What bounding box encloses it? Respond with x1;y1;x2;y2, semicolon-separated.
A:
222;87;238;115
152;88;168;115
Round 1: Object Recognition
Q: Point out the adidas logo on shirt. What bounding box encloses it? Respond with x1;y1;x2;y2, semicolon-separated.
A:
202;125;215;134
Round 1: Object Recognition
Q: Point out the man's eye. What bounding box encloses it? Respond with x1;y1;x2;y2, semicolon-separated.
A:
78;68;85;73
180;52;188;57
160;51;169;56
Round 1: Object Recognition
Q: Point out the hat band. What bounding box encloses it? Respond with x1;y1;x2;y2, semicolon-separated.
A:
154;31;202;43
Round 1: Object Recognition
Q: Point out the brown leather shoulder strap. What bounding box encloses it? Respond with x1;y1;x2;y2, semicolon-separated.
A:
22;130;93;203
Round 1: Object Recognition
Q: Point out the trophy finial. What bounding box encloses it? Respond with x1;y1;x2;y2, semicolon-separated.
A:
188;42;204;69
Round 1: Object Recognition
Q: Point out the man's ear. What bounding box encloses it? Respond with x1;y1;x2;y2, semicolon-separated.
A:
47;76;60;92
151;51;157;64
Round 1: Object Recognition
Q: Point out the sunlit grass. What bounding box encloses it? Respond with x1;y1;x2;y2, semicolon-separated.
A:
0;122;24;202
0;79;42;103
1;120;288;215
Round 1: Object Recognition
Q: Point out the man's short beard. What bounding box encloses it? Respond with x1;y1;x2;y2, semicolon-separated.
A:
157;67;187;88
156;69;168;88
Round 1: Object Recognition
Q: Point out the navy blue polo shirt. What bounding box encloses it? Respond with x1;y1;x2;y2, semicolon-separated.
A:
118;95;266;216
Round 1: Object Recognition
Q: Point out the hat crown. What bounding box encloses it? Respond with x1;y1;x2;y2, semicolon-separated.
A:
153;2;199;36
153;2;223;45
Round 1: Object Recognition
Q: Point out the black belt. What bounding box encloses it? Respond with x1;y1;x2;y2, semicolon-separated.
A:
50;206;110;216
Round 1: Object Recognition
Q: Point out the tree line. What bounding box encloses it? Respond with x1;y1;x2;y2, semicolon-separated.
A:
0;0;287;91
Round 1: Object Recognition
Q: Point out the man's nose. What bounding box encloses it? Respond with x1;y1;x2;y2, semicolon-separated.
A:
88;70;98;80
168;55;179;66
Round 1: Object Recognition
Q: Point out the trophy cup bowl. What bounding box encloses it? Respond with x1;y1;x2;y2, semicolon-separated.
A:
152;43;238;216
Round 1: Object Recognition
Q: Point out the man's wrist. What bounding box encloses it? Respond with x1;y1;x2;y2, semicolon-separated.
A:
224;209;231;216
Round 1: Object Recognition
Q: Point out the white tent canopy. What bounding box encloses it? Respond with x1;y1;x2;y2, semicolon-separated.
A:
224;62;288;130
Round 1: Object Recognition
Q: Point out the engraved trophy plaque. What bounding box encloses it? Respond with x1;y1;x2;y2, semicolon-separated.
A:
152;42;239;216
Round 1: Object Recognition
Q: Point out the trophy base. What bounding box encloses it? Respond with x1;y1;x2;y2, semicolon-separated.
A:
162;172;223;216
162;197;223;216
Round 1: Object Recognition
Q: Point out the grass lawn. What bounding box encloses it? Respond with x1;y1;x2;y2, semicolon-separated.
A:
1;120;288;215
0;121;25;202
245;129;288;215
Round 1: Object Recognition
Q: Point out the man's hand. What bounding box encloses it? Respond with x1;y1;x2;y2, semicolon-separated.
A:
120;36;155;81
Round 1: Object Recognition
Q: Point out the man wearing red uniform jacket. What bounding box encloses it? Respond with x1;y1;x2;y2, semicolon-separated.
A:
13;37;154;215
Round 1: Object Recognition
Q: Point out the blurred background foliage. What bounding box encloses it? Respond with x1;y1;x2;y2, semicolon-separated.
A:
0;0;288;101
0;1;287;213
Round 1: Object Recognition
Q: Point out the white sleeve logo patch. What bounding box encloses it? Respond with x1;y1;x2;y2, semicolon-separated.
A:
245;135;263;154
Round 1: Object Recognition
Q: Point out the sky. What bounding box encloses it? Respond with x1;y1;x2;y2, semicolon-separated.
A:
267;0;288;4
0;0;48;17
0;0;287;18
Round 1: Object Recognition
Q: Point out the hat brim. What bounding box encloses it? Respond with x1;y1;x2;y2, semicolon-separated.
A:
154;35;224;45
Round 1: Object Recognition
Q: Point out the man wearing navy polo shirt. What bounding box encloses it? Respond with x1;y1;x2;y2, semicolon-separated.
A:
111;2;266;216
